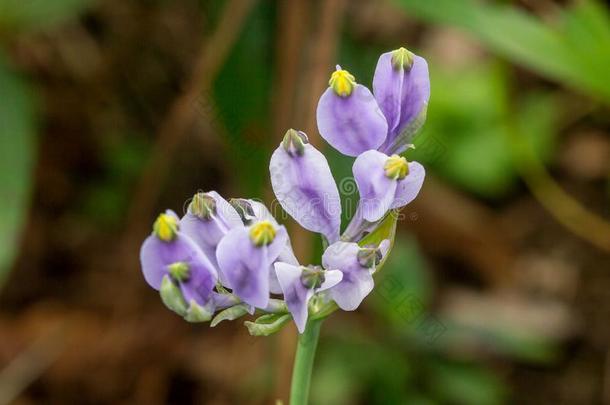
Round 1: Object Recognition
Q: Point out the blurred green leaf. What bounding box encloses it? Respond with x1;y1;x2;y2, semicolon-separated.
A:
429;359;507;405
0;0;92;33
397;0;610;104
0;53;36;288
410;63;557;197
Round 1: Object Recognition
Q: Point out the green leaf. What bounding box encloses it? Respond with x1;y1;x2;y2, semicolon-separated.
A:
0;0;93;33
244;313;291;337
184;299;214;323
0;54;36;288
396;0;610;104
429;359;507;405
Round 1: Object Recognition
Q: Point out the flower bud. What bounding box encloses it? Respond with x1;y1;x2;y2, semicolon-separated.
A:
391;47;414;70
160;275;187;315
190;192;216;220
281;128;308;157
384;155;409;180
168;261;190;282
300;265;326;289
329;66;356;97
153;213;179;242
184;299;213;323
249;220;276;246
357;246;382;268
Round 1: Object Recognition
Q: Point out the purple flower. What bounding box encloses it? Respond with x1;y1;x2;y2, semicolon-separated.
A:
316;48;429;157
216;220;288;308
322;240;390;311
274;263;342;333
231;198;299;294
140;210;218;314
353;150;425;222
180;191;243;285
374;48;430;154
270;129;342;242
316;67;388;157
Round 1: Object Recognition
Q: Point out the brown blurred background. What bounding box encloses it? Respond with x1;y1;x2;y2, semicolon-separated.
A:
1;0;609;403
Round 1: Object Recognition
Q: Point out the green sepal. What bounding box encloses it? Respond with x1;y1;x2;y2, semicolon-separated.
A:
244;313;292;337
160;275;187;316
386;105;428;154
358;211;398;273
211;303;251;327
184;299;213;323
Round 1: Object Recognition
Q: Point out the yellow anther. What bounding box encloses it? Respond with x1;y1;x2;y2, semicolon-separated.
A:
329;68;356;97
249;220;276;246
153;213;179;242
391;47;414;70
384;155;409;180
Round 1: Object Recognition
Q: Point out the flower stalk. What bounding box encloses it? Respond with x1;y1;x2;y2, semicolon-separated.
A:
289;318;323;405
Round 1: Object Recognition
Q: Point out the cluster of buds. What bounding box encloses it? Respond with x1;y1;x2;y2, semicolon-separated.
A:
140;47;429;334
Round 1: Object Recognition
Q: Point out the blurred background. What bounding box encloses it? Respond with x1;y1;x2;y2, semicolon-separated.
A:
1;0;609;403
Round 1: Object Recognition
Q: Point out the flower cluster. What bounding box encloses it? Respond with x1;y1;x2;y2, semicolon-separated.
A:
140;47;429;334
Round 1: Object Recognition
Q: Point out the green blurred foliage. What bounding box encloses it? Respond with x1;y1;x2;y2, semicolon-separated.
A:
0;53;36;287
212;1;275;197
409;63;557;197
397;0;610;105
0;0;92;34
312;237;511;404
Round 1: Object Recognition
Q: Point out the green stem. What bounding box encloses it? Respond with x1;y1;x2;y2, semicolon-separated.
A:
289;318;323;405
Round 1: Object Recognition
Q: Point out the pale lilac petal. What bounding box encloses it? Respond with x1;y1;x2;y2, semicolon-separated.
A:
374;52;430;148
353;150;397;222
322;242;374;311
216;225;287;308
270;141;341;242
318;269;343;292
140;232;217;292
180;191;243;284
316;85;388;157
391;161;425;209
274;262;313;333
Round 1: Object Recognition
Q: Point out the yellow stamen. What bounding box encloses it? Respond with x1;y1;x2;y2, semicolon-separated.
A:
384;155;409;180
391;47;414;70
153;213;179;242
249;220;276;246
329;68;356;97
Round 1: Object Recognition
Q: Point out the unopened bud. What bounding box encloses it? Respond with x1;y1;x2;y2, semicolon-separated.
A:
282;129;308;157
249;220;276;246
184;299;213;323
384;154;409;180
391;47;414;70
153;213;179;242
190;192;216;220
357;245;382;268
168;261;190;282
329;66;356;97
300;265;326;289
160;275;187;315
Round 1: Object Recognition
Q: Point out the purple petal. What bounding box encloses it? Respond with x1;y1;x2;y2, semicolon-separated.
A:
244;199;300;294
322;242;374;311
270;140;341;242
391;161;425;209
180;191;243;284
316;85;388;157
318;269;343;291
374;52;430;149
140;232;217;292
353;150;397;222
274;262;313;333
216;225;288;308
